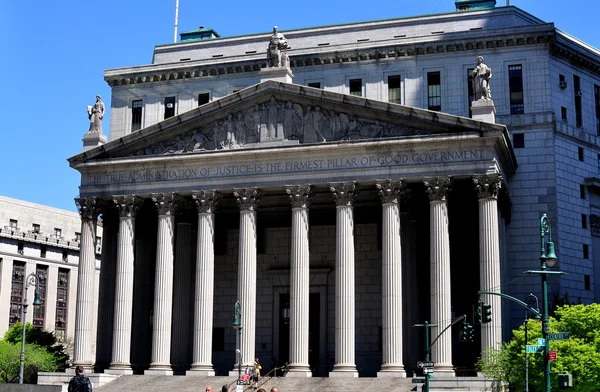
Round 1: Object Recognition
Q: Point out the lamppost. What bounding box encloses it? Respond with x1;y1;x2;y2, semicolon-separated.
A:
232;300;242;387
19;274;42;384
524;293;539;392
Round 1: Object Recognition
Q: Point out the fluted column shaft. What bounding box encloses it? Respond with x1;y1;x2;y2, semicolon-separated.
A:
147;193;176;374
286;185;312;376
171;221;193;368
73;198;98;369
330;182;358;377
474;175;503;353
234;188;260;370
424;178;454;373
376;180;406;376
189;190;219;375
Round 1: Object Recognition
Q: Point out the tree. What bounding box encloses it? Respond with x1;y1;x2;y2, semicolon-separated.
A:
2;322;69;371
477;303;600;391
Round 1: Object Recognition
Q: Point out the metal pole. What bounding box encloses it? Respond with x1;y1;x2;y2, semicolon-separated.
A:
424;321;430;392
18;284;29;384
541;259;550;392
173;0;180;43
239;324;242;385
524;316;529;392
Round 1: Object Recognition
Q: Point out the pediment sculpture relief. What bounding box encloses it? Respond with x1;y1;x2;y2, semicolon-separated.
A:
130;97;429;157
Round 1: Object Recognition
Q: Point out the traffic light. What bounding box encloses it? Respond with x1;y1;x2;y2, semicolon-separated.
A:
459;321;474;343
482;303;492;324
476;302;483;324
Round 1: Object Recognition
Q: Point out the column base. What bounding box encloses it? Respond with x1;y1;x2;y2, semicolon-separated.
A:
145;364;173;376
377;366;407;378
105;363;134;375
186;368;216;377
329;364;358;378
285;368;312;378
433;364;455;376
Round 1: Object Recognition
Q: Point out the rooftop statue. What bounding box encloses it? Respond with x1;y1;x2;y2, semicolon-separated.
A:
267;26;289;68
472;56;492;101
87;95;105;133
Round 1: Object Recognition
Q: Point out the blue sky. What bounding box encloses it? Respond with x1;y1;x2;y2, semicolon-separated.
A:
0;0;598;212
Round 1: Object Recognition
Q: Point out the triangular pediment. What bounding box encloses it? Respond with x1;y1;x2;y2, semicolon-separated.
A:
69;80;504;166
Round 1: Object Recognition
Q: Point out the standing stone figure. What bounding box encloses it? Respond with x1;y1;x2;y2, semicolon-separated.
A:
87;95;105;133
472;56;492;100
267;26;289;67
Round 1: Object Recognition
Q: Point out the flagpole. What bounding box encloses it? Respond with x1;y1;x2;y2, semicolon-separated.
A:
173;0;180;43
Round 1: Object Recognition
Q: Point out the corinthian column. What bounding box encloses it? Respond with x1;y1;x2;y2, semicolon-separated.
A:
108;196;141;374
474;175;503;354
285;185;312;377
73;197;98;369
329;182;358;377
424;177;454;374
188;190;220;376
376;180;406;377
146;193;177;375
231;188;260;374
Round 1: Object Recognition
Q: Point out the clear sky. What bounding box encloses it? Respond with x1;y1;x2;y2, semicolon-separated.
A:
0;0;598;212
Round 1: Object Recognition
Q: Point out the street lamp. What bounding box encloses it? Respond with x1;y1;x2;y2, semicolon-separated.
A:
233;300;242;387
539;214;557;392
19;274;42;384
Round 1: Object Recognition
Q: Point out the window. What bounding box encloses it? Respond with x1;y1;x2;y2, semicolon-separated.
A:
509;65;524;115
62;250;68;262
96;236;102;247
307;82;321;89
75;232;81;242
467;68;474;117
561;106;567;123
595;84;600;135
427;72;441;111
388;75;401;104
41;245;47;258
54;228;62;238
513;133;525;148
164;96;176;119
559;74;566;88
9;261;25;327
32;224;40;234
9;219;17;229
131;100;143;131
33;265;47;328
583;214;588;229
17;241;24;255
579;147;585;162
574;75;582;128
583;244;589;259
198;93;210;106
55;269;69;337
581;184;586;199
349;79;362;96
585;274;591;290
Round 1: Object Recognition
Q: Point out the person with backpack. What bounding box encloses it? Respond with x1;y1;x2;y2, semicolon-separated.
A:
68;366;92;392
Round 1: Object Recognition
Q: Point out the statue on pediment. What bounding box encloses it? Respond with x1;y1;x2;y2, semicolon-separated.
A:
87;95;105;133
283;101;304;140
472;56;492;101
303;106;327;143
267;26;289;68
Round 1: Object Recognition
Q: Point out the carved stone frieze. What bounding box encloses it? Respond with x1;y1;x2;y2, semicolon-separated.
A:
424;177;451;202
151;193;177;216
331;182;357;206
113;195;142;218
234;188;260;211
286;185;312;209
192;190;220;214
376;179;405;204
75;197;98;220
473;174;502;199
130;96;430;157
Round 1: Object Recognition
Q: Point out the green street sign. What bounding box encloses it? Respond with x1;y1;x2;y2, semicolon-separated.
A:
412;378;426;384
526;345;544;353
548;332;570;340
537;338;546;345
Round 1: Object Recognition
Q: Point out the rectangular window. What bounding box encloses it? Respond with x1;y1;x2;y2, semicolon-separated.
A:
574;75;583;128
581;184;586;199
32;224;40;234
54;228;62;238
579;147;585;162
307;82;321;89
40;245;47;258
513;133;525;148
17;241;24;255
55;269;69;336
388;75;401;104
559;74;566;88
585;274;591;290
427;72;441;111
62;250;68;262
582;214;588;229
9;219;17;229
583;244;589;259
595;84;600;135
561;106;567;123
349;79;362;96
164;96;176;119
9;261;25;327
467;68;474;117
32;265;47;328
131;100;143;131
75;232;81;242
198;93;210;106
509;65;524;115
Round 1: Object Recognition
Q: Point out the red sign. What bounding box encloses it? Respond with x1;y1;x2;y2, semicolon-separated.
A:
549;350;557;361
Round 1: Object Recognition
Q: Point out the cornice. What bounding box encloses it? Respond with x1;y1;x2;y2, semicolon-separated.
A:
550;42;600;77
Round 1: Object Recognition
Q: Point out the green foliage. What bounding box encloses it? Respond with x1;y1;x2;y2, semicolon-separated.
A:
477;303;600;391
0;340;58;383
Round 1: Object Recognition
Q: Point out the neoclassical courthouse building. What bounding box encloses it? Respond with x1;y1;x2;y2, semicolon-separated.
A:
59;0;600;379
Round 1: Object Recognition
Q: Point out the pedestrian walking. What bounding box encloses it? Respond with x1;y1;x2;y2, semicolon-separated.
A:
68;366;92;392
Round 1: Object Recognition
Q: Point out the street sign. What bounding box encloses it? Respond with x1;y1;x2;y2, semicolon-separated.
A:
537;338;546;345
412;378;426;384
423;367;434;374
548;332;570;340
417;361;435;368
549;350;557;360
526;345;544;353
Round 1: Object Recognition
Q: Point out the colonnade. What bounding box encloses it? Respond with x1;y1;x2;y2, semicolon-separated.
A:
71;175;504;376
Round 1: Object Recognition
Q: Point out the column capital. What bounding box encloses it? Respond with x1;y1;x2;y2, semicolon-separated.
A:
473;174;502;199
75;197;99;220
330;182;357;206
113;195;142;218
151;193;177;216
286;185;312;209
192;190;220;214
234;188;260;211
424;177;451;202
376;179;405;204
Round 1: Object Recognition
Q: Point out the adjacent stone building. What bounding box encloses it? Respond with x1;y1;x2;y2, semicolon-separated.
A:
65;0;600;379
